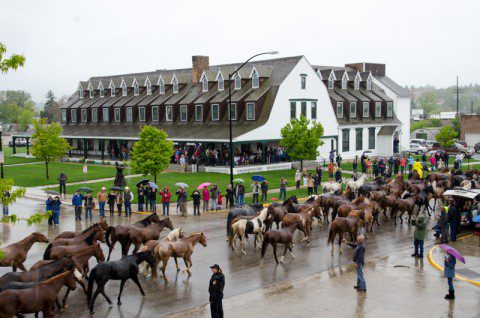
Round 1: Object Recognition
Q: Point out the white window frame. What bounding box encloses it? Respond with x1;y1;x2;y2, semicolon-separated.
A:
354;79;360;90
122;85;127;96
172;77;179;94
133;82;139;96
110;83;116;97
375;102;382;118
81;109;87;122
114;108;121;122
336;102;343;118
89;88;94;98
138;106;145;122
91;108;98;122
246;102;255;120
366;77;372;90
159;78;165;94
202;76;208;92
78;88;84;99
61;109;67;123
211;104;219;121
71;109;77;123
350;102;356;118
228;103;237;120
165;105;173;122
195;104;203;122
180;105;187;122
328;79;334;89
252;71;259;89
234;73;241;90
151;106;159;121
217;75;224;91
102;108;109;122
341;76;348;90
146;82;152;95
300;75;306;90
126;107;133;122
311;101;317;120
387;102;393;117
99;87;104;98
363;102;369;118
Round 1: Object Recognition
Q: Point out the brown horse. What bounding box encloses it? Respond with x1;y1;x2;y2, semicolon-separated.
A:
141;228;184;277
106;218;173;260
0;232;49;272
54;220;109;240
327;216;359;255
105;213;162;260
371;189;400;221
44;230;103;260
337;196;368;218
259;223;298;265
281;207;315;243
154;232;207;282
0;270;76;317
391;194;421;226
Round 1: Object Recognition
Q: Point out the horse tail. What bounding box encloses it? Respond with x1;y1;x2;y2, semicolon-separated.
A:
327;225;335;245
260;232;270;259
226;212;233;236
228;224;237;250
87;267;97;305
105;226;115;249
43;243;53;260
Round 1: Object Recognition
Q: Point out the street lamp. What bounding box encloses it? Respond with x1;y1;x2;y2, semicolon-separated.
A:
228;51;279;186
0;125;3;178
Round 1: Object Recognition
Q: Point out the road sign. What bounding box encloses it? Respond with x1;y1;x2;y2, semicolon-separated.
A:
83;165;87;173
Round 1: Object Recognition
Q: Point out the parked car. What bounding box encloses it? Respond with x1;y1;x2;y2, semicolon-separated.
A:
426;140;436;150
410;143;428;154
8;138;32;147
475;142;480;153
431;142;474;158
410;138;427;146
457;140;468;147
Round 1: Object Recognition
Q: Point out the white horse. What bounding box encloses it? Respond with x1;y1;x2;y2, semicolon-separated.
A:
322;180;342;194
345;174;368;194
230;208;268;255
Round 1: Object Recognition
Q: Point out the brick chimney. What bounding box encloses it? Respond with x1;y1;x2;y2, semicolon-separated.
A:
345;62;386;76
192;55;209;83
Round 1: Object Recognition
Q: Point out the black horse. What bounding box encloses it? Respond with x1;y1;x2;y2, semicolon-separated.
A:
358;178;386;197
87;251;155;314
226;203;264;237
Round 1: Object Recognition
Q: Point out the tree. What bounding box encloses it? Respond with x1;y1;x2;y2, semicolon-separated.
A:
428;118;442;127
18;108;34;131
130;126;173;183
40;90;61;123
435;126;458;147
418;92;437;117
280;115;324;170
451;117;461;134
30;119;71;179
0;90;35;124
0;42;25;74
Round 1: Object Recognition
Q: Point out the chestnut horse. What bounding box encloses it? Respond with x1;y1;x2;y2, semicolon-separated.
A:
54;220;108;240
44;230;103;260
259;223;298;265
0;232;49;272
327;216;360;255
141;228;184;277
281;207;315;243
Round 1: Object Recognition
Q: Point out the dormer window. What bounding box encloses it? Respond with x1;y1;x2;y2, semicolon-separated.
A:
300;74;306;90
252;70;260;89
217;73;224;91
354;78;360;90
133;81;139;96
159;78;165;94
99;82;105;97
172;76;179;94
336;102;343;118
234;73;241;90
201;75;208;92
110;82;116;97
146;81;152;95
78;86;84;99
341;75;348;90
121;80;127;96
88;83;94;98
328;74;335;89
366;76;372;90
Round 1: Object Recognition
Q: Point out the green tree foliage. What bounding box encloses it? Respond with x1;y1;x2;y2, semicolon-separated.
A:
435;126;458;147
280;115;324;170
429;118;442;127
451;117;461;134
418;92;438;117
410;120;429;133
130;126;173;183
31;119;71;179
40;90;61;123
0;90;35;124
18;108;34;131
0;42;25;74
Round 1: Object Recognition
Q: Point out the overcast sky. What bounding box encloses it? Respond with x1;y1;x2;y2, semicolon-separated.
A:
1;0;479;102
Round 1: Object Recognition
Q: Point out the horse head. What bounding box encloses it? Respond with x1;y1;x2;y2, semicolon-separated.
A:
199;232;208;247
150;212;161;223
162;217;174;230
32;231;49;244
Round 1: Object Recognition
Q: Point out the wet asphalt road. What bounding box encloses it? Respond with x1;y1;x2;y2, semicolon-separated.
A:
0;197;430;317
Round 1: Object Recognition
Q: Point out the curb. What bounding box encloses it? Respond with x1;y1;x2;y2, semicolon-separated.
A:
427;234;480;287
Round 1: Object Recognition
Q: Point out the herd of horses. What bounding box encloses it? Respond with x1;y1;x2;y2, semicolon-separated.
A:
0;213;207;316
228;168;480;263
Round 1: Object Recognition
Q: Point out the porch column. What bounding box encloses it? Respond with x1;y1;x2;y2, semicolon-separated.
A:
83;138;88;160
12;136;16;154
100;140;105;160
25;137;30;155
261;142;266;164
68;139;72;158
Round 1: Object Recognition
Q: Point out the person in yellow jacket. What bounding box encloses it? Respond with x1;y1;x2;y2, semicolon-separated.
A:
412;159;423;178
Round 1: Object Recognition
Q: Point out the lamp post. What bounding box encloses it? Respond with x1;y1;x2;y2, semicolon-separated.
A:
227;51;278;186
0;125;3;178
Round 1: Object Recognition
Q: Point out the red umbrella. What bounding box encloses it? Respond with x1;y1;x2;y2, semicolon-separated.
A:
197;182;211;190
439;244;466;264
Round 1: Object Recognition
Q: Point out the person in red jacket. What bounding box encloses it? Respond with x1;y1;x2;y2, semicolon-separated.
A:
160;187;172;216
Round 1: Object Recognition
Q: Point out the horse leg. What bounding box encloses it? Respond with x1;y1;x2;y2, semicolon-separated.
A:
16;263;27;272
331;233;336;255
107;246;114;261
272;242;279;264
12;265;17;272
185;256;193;276
131;274;146;296
174;257;180;271
99;286;113;305
117;280;126;305
161;257;170;283
339;233;344;254
89;287;102;313
289;243;296;259
280;244;288;264
62;288;71;309
240;236;246;255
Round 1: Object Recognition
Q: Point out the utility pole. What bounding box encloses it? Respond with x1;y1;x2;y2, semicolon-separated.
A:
456;75;459;117
471;101;474;114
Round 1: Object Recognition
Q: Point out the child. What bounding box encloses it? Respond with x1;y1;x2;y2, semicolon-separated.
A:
217;192;223;210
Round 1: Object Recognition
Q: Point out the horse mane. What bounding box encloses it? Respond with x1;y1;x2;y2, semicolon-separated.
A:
84;230;97;245
39;270;71;285
72;244;97;255
80;224;96;234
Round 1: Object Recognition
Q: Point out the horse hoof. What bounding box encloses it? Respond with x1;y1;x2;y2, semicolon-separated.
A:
117;301;122;306
259;259;264;266
339;250;343;254
242;251;246;255
176;268;181;272
291;254;296;259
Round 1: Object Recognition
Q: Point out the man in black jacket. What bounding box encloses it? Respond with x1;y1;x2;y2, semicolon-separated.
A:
209;264;225;318
344;235;366;292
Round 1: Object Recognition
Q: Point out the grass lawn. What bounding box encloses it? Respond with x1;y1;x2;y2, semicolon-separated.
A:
1;147;43;165
6;162;133;187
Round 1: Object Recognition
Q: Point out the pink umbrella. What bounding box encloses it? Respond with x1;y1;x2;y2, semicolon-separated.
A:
197;182;211;190
439;244;466;264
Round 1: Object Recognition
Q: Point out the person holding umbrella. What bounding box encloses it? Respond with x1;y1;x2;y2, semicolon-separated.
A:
160;187;172;216
137;185;145;212
148;183;157;212
97;187;107;219
251;181;260;204
144;184;151;211
444;249;457;300
235;182;245;207
191;189;201;216
84;192;94;222
107;190;116;216
176;186;188;217
210;184;219;210
261;180;268;202
72;190;83;221
116;190;124;216
124;187;134;217
202;186;210;212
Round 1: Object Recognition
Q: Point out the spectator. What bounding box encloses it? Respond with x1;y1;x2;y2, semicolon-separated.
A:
307;174;314;195
179;154;187;173
124;187;133;217
116;191;123;216
51;196;62;226
407;155;414;172
144;185;151;211
261;180;268;202
235;183;245;207
329;150;335;163
400;156;406;174
160;187;171;216
295;170;301;189
72;190;83;221
251;181;260;204
412;211;426;258
191;189;201;215
279;178;287;201
97;187;107;218
302;168;308;189
84;192;94;222
444;153;450;167
2;190;10;215
448;199;459;241
430;155;437;171
352;156;358;174
316;166;323;185
421;153;427;165
225;185;235;208
217;192;223;210
335;167;342;183
58;172;67;198
210;184;220;210
394;157;400;174
444;253;457;300
176;187;188;217
107;190;116;216
336;153;342;166
137;185;145;212
453;159;459;170
328;162;334;179
202;186;210;212
46;195;54;225
148;186;157;212
344;235;366;292
313;175;319;195
438;158;444;170
387;156;394;172
455;153;464;169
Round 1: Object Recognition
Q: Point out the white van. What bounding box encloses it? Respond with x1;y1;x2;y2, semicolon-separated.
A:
410;139;427;146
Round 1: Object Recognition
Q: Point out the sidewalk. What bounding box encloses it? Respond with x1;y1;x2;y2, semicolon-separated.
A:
169;244;480;318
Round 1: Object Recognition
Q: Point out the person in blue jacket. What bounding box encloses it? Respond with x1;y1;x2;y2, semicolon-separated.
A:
72;190;83;221
46;195;54;225
51;196;62;226
444;253;457;300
